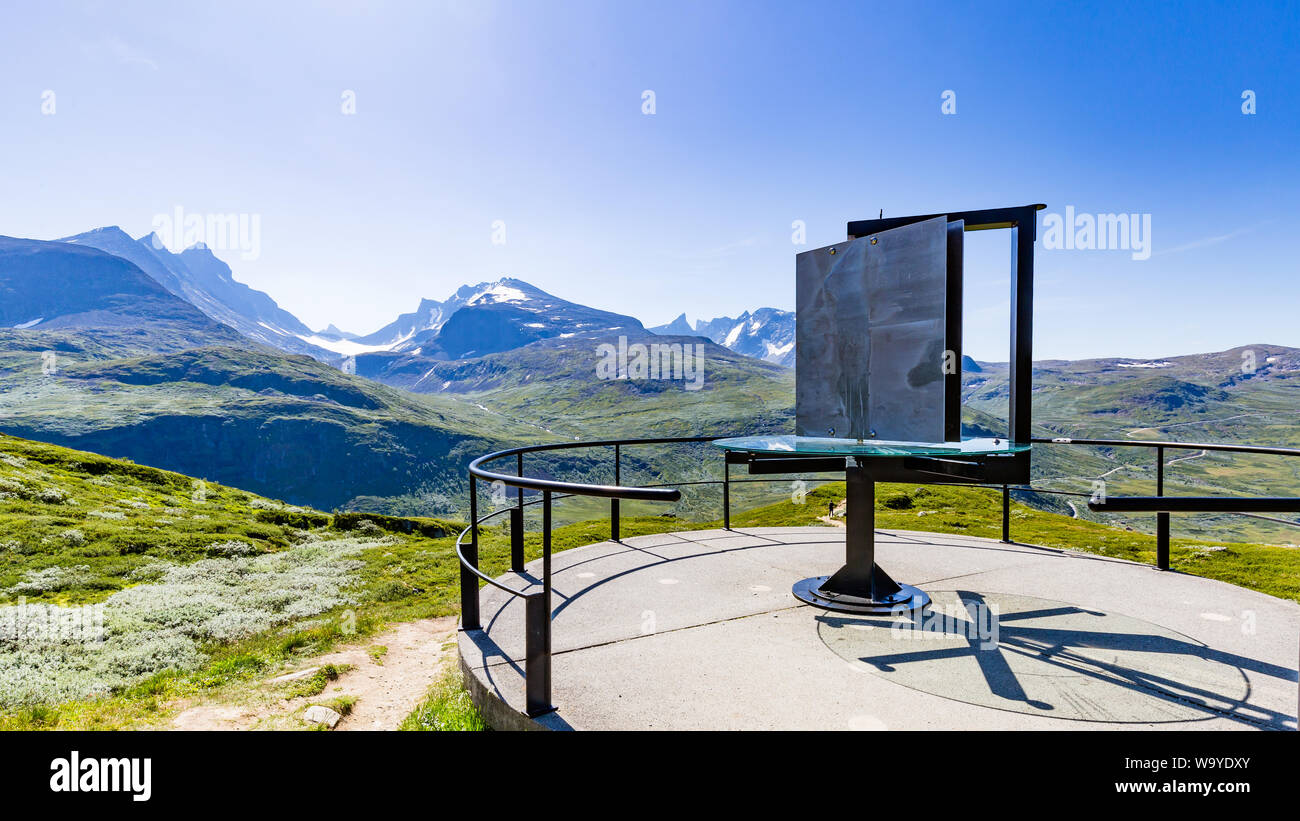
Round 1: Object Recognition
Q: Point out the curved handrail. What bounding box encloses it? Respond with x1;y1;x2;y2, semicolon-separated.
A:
455;431;1300;717
455;436;727;610
454;507;525;597
467;435;722;501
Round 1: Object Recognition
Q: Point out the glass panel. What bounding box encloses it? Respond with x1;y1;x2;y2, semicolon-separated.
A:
712;435;1030;457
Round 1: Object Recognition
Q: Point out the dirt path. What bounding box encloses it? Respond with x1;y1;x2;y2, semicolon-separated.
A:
314;616;458;731
817;499;847;527
169;616;458;731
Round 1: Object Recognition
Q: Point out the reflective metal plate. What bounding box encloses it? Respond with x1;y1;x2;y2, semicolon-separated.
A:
796;215;948;441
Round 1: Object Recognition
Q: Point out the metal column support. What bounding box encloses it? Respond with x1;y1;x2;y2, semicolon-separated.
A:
509;507;524;573
1009;219;1035;446
510;453;525;572
791;463;930;615
823;467;884;595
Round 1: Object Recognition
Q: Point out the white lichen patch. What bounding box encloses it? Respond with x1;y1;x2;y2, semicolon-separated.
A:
0;537;373;708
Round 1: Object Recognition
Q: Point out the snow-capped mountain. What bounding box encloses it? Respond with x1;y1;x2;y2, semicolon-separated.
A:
345;291;474;351
48;227;788;369
651;307;795;367
60;227;335;361
0;235;245;346
337;278;646;361
429;280;645;359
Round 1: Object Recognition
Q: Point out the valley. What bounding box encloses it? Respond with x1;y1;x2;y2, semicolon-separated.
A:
1;227;1298;548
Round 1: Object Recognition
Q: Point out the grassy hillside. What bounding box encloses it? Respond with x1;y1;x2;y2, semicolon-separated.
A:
0;434;467;726
359;334;798;522
3;433;1294;730
364;333;795;436
0;344;531;515
4;324;1296;543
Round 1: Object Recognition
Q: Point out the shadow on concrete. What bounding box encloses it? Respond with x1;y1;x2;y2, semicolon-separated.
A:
825;590;1296;730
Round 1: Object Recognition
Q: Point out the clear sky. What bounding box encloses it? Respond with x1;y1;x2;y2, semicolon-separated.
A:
1;0;1296;360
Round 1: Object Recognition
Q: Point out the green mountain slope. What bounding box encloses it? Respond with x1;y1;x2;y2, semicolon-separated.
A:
0;345;526;514
418;339;1299;544
0;433;464;724
419;335;795;437
966;344;1300;543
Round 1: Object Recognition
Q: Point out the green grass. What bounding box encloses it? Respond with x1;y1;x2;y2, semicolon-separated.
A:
0;433;314;605
0;433;472;728
316;694;357;718
400;665;486;732
3;430;1297;731
286;664;352;699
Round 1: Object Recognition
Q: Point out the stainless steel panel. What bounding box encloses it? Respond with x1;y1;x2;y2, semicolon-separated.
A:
796;215;948;442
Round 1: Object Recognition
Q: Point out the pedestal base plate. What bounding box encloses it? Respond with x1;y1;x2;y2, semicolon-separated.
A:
792;575;931;615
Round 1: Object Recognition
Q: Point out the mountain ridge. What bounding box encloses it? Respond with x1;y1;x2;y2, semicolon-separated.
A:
59;227;337;362
652;307;795;366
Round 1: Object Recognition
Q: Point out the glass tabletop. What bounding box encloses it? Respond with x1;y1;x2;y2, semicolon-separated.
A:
712;435;1031;457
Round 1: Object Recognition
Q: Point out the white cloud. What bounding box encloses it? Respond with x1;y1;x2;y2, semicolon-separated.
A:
1154;221;1271;257
86;36;159;71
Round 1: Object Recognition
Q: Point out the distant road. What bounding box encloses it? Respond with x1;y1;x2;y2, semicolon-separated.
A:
1166;448;1209;465
1126;409;1300;437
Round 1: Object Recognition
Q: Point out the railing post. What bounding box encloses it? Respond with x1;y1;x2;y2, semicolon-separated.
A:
543;489;552;603
723;457;731;530
510;506;524;573
611;444;620;542
524;591;551;716
1000;485;1010;543
1156;445;1170;571
510;452;525;572
460;475;481;630
524;490;553;716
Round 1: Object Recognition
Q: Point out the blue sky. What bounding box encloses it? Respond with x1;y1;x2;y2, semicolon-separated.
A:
1;0;1296;360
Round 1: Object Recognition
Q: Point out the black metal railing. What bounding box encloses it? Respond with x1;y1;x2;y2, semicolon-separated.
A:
1034;437;1300;570
457;436;708;715
456;434;1300;717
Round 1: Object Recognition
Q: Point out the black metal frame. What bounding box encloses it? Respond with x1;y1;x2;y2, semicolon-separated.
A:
848;204;1045;458
456;433;1300;718
757;205;1044;612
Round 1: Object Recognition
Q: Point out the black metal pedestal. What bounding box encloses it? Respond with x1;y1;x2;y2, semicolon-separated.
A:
792;464;931;615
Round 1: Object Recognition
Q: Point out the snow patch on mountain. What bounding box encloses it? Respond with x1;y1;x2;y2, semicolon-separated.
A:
296;335;397;356
652;307;795;367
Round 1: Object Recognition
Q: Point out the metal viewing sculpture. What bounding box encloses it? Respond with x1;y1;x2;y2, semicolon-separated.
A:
714;204;1045;615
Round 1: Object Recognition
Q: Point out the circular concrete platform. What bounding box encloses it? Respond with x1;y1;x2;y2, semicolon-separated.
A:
458;527;1300;731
